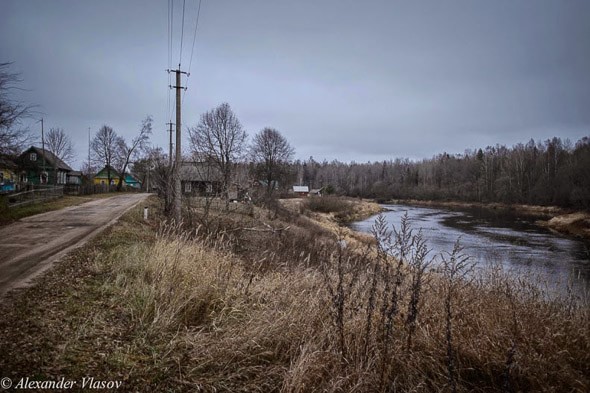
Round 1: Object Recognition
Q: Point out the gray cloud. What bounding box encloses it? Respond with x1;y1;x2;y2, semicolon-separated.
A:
1;0;588;168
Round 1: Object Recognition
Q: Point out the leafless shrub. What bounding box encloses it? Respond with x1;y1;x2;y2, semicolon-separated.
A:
441;239;474;393
303;196;352;214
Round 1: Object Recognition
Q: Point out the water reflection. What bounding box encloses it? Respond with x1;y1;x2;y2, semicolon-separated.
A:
351;204;590;296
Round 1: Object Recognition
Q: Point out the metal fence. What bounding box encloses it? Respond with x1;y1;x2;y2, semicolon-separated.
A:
4;185;64;208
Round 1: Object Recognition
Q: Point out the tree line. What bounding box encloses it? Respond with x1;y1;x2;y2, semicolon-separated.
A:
292;136;590;209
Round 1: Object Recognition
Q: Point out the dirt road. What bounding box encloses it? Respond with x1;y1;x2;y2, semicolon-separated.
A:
0;193;149;297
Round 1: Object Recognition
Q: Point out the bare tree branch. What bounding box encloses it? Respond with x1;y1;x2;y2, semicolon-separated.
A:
250;127;295;195
188;103;247;204
0;62;34;155
45;127;75;164
90;125;120;190
114;115;152;191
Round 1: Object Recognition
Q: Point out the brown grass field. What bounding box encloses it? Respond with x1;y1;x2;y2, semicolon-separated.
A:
0;195;588;392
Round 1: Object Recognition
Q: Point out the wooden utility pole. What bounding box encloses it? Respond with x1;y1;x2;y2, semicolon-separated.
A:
168;66;188;223
166;122;174;167
41;118;46;184
88;127;91;169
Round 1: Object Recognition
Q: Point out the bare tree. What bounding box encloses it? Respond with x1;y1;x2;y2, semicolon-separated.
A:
114;115;152;191
188;103;247;203
132;146;165;192
0;62;33;155
45;127;75;164
91;125;120;190
250;127;295;195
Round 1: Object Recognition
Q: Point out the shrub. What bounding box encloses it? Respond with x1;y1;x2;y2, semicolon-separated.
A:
303;196;352;214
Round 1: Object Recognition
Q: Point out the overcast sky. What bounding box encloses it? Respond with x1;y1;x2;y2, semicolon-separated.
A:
2;0;589;169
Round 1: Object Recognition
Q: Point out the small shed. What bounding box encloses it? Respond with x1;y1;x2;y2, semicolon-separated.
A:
292;185;309;197
67;171;83;185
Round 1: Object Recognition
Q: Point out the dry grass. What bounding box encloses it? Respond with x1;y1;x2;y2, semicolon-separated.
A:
301;196;383;223
0;197;588;392
542;212;590;239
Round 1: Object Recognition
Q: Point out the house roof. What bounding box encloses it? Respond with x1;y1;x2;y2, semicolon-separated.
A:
124;173;141;184
293;185;309;193
24;146;74;171
180;162;222;182
95;166;121;179
95;166;140;184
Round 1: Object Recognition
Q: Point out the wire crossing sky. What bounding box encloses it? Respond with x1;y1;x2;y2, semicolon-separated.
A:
1;0;589;169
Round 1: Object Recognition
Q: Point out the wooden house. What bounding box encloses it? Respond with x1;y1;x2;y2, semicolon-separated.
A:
0;156;18;193
93;166;121;186
123;173;142;189
93;166;141;189
17;146;73;185
180;161;222;196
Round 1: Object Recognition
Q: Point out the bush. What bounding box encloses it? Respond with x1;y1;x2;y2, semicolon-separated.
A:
303;196;351;214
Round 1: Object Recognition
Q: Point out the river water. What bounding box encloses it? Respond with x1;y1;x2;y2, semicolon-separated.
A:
351;203;590;296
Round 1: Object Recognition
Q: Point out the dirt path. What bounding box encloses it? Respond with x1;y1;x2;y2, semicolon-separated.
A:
0;193;150;297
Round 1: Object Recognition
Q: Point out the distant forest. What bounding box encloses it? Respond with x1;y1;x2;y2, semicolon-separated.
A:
292;136;590;209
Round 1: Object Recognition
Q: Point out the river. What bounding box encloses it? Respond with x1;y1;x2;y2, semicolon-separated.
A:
350;203;590;297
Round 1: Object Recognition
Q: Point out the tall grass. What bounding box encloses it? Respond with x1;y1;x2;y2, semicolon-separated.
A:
96;207;589;391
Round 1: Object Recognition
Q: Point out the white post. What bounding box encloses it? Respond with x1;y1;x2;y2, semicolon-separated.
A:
143;207;148;221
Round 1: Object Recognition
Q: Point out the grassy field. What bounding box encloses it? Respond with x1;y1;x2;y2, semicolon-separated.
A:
0;195;588;392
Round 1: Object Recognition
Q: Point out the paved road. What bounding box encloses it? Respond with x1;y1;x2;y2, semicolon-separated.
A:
0;193;150;297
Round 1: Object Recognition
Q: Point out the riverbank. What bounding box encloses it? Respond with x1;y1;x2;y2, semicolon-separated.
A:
387;198;590;241
280;196;383;247
1;196;588;392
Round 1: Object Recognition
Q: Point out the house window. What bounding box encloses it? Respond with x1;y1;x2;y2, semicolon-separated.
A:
206;183;213;194
30;153;37;161
185;182;191;193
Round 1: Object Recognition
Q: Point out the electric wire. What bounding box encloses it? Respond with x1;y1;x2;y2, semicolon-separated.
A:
187;0;202;76
183;0;202;104
179;0;186;66
167;0;174;123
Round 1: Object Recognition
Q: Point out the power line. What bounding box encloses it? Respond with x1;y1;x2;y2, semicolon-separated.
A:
179;0;186;66
167;0;173;122
183;0;202;104
187;0;202;75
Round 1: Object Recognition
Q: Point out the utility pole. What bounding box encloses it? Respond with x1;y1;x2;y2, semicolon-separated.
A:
88;127;91;171
166;122;174;167
168;65;188;223
41;118;46;184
